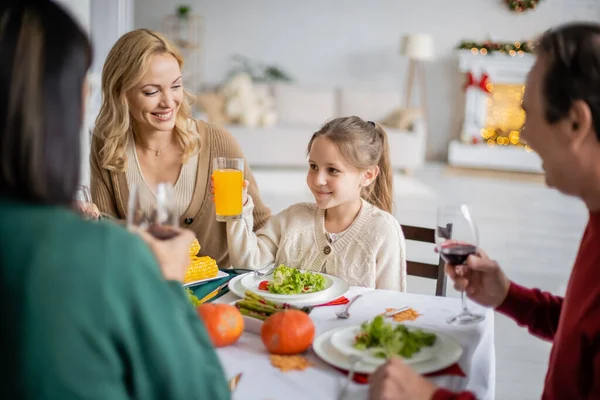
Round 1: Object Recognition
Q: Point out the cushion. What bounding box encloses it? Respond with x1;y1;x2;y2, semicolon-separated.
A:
273;84;337;127
196;91;229;126
380;108;423;132
339;88;402;121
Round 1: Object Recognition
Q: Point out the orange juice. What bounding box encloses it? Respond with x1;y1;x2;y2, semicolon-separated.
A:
213;168;243;220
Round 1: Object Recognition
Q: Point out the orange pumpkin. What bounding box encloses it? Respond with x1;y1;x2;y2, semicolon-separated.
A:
261;309;315;355
197;303;244;347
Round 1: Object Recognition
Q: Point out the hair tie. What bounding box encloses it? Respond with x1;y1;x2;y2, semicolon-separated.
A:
367;120;375;127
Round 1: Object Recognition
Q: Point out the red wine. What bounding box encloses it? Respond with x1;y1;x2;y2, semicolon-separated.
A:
147;225;179;241
440;243;477;265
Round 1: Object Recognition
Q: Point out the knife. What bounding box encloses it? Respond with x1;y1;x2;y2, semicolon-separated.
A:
198;280;230;304
382;306;411;317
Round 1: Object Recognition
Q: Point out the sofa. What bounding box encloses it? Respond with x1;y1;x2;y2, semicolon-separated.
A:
218;83;427;172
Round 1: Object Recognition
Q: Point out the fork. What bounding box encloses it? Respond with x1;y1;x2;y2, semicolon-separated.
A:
254;266;275;277
228;373;243;392
337;355;360;400
335;294;363;319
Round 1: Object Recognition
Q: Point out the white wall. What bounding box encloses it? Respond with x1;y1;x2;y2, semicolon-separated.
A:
134;0;600;161
89;0;134;121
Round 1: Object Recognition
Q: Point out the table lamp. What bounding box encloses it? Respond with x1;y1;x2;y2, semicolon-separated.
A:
401;34;434;117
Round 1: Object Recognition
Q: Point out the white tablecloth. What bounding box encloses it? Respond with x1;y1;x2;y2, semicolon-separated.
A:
216;286;495;400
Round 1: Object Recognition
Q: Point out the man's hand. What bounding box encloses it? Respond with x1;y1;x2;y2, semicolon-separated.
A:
369;357;437;400
445;246;511;308
134;227;195;282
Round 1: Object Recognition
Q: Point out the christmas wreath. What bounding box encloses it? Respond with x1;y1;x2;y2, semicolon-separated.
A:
505;0;542;12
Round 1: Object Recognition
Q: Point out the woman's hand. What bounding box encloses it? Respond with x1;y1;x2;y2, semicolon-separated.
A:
74;201;101;220
133;227;196;282
210;176;249;206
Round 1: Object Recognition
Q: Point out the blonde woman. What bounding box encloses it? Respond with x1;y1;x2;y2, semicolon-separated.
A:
91;28;271;267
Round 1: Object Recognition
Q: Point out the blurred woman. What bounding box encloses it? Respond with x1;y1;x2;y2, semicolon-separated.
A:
0;3;229;399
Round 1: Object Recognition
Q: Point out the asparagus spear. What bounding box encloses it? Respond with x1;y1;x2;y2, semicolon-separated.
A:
238;307;269;321
236;299;278;315
243;291;313;314
245;290;285;308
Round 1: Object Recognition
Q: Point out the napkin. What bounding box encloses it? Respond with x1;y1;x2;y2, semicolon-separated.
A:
333;363;466;384
190;269;240;303
313;296;350;307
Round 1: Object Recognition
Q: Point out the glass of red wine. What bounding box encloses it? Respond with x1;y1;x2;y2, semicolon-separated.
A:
127;182;179;240
436;204;485;325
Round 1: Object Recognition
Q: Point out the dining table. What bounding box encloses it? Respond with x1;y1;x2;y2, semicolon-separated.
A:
215;286;495;400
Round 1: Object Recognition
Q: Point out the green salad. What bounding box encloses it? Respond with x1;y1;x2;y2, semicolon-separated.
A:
266;264;327;295
354;316;437;359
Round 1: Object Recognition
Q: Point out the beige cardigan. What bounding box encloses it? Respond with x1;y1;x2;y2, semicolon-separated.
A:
90;120;271;268
227;197;407;291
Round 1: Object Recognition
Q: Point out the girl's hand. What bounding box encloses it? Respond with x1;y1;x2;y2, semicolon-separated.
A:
210;177;249;206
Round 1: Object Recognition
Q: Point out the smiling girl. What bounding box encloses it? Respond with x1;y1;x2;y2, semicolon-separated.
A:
226;117;406;291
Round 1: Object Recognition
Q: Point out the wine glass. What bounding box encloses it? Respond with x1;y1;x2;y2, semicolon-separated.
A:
73;185;97;220
436;204;485;325
127;182;179;240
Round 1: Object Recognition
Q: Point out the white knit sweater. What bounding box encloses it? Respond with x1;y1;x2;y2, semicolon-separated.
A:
226;197;407;291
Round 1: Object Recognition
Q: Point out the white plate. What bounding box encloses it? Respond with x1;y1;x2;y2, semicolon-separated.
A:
182;270;228;288
228;273;349;307
313;326;463;375
329;325;436;366
240;270;335;301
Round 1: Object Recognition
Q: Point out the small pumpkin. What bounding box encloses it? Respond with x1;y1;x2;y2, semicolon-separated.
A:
261;309;315;355
197;303;244;347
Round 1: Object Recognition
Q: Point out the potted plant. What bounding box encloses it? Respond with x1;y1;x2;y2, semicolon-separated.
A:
176;5;191;20
175;5;192;48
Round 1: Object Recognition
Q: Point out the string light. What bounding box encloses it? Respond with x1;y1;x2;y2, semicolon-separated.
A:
458;40;534;55
481;83;527;149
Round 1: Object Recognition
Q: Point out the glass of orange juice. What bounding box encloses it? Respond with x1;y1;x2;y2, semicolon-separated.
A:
212;157;244;221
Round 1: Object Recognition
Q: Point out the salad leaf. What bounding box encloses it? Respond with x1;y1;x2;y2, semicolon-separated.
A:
267;264;327;295
186;288;201;307
354;316;436;359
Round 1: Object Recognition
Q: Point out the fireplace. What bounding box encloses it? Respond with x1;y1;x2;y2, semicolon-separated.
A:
448;49;543;173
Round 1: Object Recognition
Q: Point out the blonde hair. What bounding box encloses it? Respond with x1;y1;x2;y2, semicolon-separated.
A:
93;28;199;171
307;116;393;213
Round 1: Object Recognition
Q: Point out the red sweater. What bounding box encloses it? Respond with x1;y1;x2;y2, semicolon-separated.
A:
433;212;600;400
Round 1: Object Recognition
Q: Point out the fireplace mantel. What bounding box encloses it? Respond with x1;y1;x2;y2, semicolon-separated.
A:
448;50;542;174
457;49;535;84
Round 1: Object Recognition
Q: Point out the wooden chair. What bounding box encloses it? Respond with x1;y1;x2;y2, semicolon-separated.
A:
401;224;447;297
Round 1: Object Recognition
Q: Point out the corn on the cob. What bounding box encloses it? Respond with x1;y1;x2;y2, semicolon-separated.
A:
189;238;201;257
184;256;218;283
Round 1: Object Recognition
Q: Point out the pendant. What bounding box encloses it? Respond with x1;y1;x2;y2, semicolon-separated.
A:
155;151;160;156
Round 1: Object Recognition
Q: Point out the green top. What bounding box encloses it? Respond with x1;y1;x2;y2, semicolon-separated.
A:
0;198;230;400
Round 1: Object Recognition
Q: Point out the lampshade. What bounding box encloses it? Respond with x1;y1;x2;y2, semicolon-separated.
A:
401;34;434;60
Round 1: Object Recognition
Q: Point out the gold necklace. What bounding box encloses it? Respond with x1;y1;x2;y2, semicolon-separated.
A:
142;142;170;156
132;126;171;156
